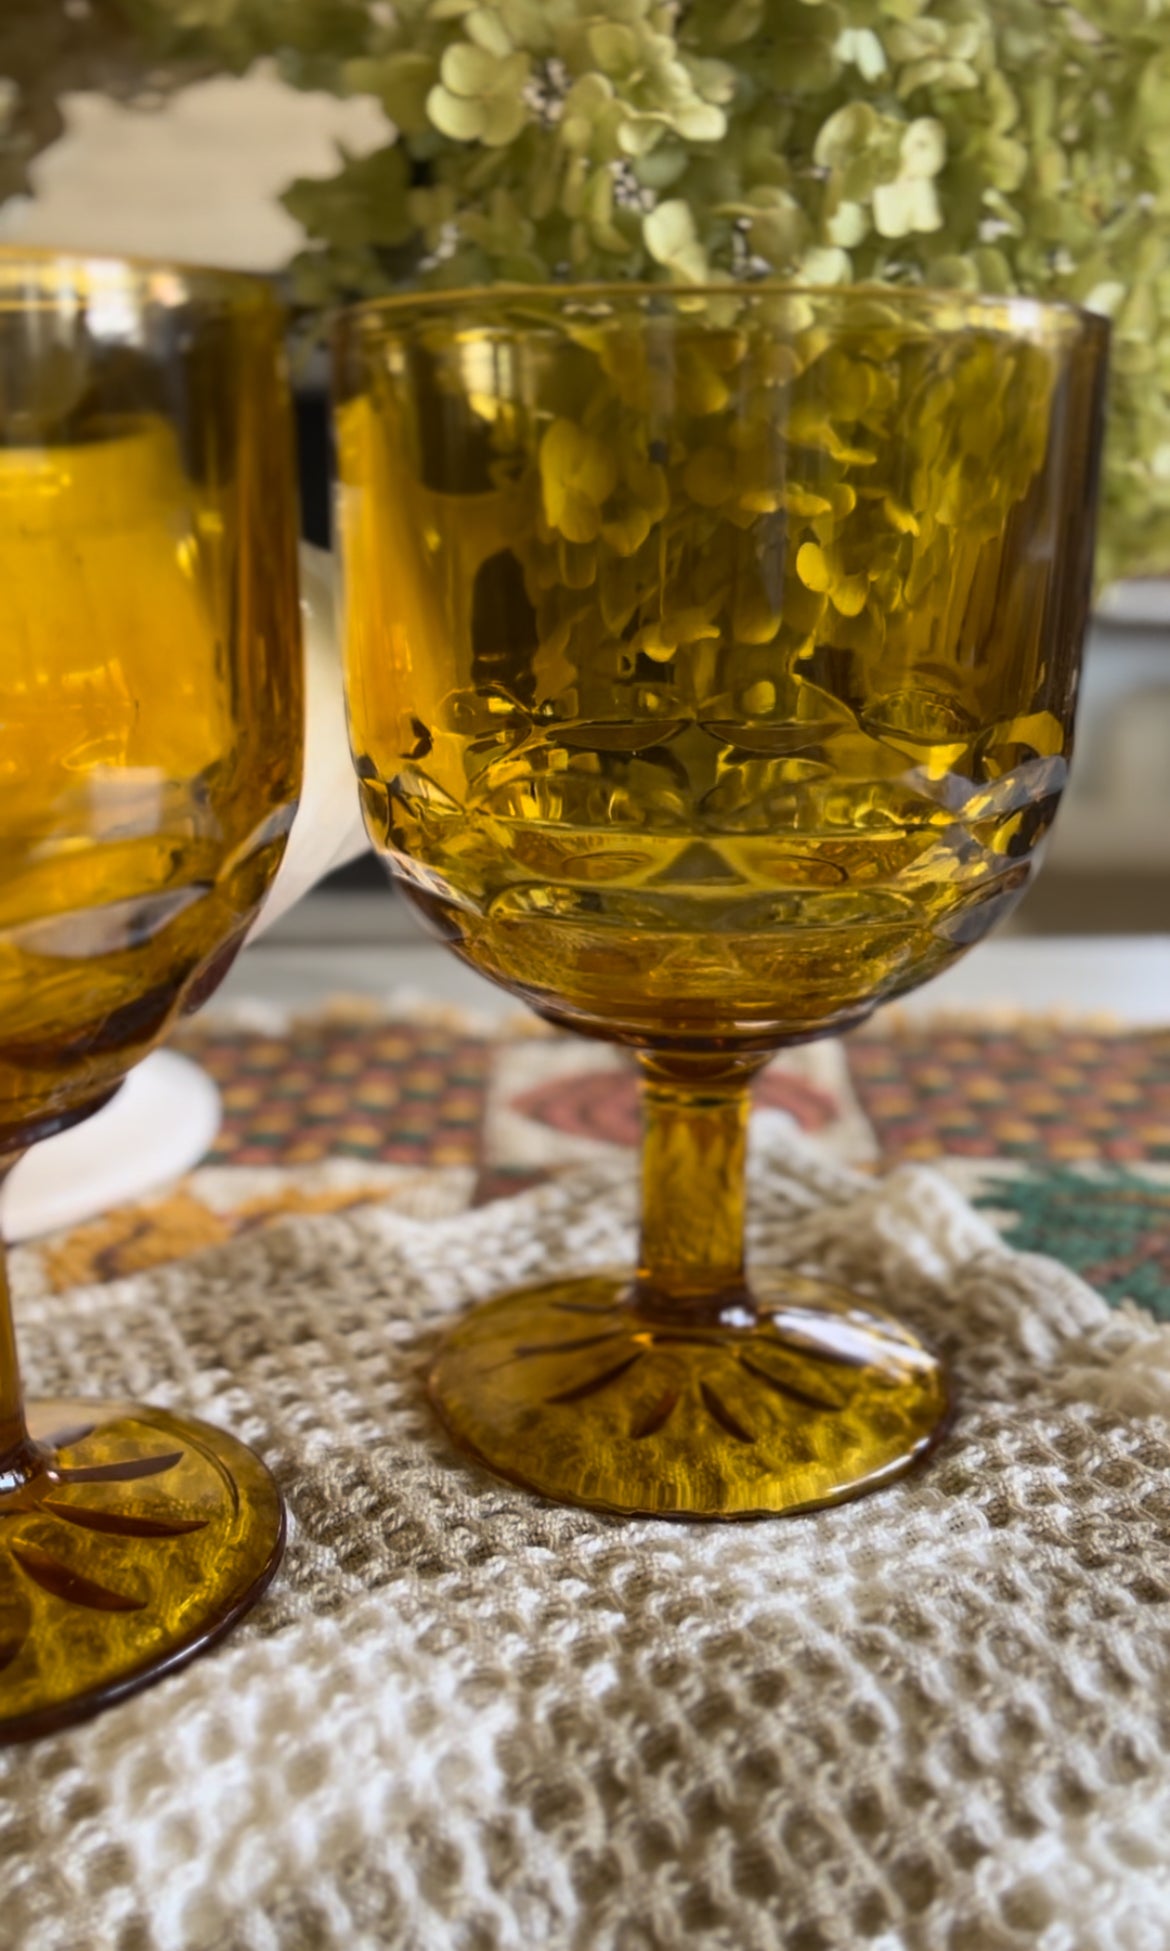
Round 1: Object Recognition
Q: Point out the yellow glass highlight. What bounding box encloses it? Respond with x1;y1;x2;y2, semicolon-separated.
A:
0;251;302;1737
336;285;1108;1518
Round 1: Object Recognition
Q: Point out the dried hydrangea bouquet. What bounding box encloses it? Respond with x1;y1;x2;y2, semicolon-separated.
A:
5;0;1167;585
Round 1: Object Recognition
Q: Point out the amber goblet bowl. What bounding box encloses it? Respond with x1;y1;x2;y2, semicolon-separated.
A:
335;284;1108;1519
0;250;303;1736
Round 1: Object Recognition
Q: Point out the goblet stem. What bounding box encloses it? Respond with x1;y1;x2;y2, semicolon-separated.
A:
635;1053;769;1323
0;1157;40;1494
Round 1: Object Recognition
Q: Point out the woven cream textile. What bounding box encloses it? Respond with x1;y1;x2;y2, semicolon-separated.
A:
4;1122;1170;1951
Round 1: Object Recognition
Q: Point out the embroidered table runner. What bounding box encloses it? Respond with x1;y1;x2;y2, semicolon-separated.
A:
3;1002;1170;1949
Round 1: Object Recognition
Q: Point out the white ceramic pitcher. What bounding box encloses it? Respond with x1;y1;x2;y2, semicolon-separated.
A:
249;543;369;938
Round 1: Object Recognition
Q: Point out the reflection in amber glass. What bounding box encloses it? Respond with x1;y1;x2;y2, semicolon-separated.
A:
338;290;1103;1054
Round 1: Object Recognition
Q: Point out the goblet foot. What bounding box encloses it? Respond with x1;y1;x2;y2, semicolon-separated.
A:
428;1272;950;1518
0;1401;284;1742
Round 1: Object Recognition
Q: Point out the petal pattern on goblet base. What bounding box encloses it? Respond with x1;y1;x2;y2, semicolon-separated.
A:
428;1274;951;1519
0;1403;284;1742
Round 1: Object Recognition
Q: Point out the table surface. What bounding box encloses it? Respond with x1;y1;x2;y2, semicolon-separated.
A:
7;934;1158;1328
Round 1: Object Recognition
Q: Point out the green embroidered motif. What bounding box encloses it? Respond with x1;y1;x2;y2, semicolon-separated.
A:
977;1166;1170;1322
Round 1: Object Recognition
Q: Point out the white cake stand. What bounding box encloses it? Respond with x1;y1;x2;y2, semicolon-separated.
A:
1;1052;222;1243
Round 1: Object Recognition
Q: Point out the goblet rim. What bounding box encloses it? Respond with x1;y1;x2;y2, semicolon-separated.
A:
333;277;1111;349
0;242;282;312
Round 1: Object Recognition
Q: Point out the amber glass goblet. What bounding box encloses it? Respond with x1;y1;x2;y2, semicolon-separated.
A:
335;285;1107;1518
0;251;302;1736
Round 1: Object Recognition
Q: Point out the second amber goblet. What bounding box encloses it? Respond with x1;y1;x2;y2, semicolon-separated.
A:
335;285;1107;1517
0;250;302;1735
